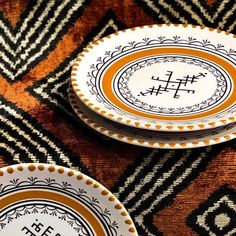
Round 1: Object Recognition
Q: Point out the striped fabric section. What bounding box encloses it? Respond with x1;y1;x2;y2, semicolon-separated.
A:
0;95;85;171
0;0;89;82
28;10;125;120
137;0;236;33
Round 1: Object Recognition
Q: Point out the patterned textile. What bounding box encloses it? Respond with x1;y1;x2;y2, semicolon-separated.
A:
0;0;236;235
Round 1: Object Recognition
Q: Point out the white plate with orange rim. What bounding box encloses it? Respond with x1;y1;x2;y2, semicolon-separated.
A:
71;23;236;132
0;163;137;236
69;87;236;149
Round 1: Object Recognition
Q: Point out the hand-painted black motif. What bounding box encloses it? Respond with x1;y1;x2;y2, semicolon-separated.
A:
139;71;207;98
22;219;61;236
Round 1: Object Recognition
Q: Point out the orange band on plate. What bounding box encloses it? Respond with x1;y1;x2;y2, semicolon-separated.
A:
102;47;236;120
0;190;106;236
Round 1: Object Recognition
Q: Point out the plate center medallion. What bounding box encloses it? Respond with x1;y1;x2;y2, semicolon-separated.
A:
114;55;232;116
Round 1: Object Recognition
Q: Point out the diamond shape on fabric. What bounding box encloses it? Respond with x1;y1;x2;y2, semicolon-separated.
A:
187;185;236;236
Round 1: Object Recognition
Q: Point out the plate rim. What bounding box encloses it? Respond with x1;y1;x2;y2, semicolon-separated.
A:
68;87;236;149
71;23;236;132
0;163;138;236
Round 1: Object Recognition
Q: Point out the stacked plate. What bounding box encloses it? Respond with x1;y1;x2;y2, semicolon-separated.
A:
69;24;236;149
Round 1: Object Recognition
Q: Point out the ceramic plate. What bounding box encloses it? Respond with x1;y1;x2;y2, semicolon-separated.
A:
0;163;137;236
71;24;236;132
69;87;236;149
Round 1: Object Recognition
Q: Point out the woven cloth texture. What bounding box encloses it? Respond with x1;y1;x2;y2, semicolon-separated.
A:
0;0;236;235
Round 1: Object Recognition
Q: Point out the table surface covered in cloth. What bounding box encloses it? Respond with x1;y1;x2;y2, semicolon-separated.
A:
0;0;236;235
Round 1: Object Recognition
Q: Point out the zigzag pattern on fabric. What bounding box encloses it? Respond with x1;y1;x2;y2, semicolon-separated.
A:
137;0;236;33
0;95;87;171
0;0;89;82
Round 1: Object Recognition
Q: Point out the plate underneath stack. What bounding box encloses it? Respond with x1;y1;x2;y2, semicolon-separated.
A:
69;87;236;149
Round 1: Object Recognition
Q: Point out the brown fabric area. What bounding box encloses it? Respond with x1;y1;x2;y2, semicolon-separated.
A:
153;148;236;235
0;156;8;167
30;104;143;188
206;0;217;6
0;0;29;26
